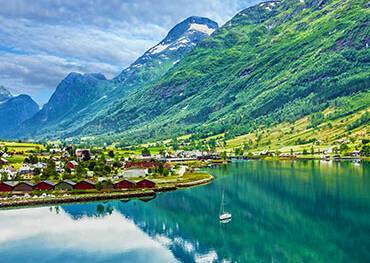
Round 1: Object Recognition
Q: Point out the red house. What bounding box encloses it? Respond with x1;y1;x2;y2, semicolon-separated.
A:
0;181;16;192
34;180;55;191
114;179;136;189
74;180;96;190
136;179;156;188
125;161;157;169
67;161;78;170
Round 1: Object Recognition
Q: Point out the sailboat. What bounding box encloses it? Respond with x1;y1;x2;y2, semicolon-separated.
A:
219;189;232;222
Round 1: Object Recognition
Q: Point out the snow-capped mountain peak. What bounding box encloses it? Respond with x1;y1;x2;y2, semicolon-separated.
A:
146;16;218;56
115;16;218;83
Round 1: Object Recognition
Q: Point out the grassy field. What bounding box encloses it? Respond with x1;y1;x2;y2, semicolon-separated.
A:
222;106;369;154
0;141;45;168
0;141;45;153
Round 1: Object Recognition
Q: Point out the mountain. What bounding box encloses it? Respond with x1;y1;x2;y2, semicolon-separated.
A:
0;92;39;138
18;16;218;139
114;16;218;88
69;0;369;144
0;86;12;102
19;72;110;137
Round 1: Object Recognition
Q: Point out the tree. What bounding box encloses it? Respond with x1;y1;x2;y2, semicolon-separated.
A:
34;168;41;176
103;165;111;174
88;161;96;171
235;148;244;156
361;145;370;157
108;150;115;158
76;165;85;177
340;144;349;154
308;112;325;128
141;148;151;156
311;146;315;155
42;159;58;179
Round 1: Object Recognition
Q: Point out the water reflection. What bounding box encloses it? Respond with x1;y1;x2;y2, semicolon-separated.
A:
0;160;369;263
0;206;178;263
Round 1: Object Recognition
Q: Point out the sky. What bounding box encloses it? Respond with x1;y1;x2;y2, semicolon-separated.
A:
0;0;262;105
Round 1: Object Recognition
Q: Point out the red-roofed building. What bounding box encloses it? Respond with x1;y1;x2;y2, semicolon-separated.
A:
114;179;136;189
0;181;16;192
136;179;156;188
67;161;78;170
34;181;55;191
125;161;157;169
74;180;96;190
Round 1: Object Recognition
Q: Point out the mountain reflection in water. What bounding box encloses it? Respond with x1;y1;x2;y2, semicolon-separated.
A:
0;160;369;263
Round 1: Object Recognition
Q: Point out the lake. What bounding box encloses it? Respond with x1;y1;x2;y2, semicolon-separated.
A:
0;160;369;263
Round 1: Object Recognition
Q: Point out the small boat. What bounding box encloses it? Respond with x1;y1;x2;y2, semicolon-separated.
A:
219;189;232;222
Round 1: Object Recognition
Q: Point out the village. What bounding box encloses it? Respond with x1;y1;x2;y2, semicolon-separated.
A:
0;141;222;206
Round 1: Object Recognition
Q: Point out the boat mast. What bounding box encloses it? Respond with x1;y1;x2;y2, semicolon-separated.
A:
220;189;225;215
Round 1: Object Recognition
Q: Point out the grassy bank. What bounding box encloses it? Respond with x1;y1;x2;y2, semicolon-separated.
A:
0;172;214;209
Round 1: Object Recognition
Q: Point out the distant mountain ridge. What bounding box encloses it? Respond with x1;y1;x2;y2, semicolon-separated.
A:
0;86;12;102
0;87;39;138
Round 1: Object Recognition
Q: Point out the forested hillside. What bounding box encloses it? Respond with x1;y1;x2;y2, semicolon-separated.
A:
76;0;369;144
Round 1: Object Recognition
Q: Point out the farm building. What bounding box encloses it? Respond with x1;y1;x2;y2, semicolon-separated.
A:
34;181;55;191
74;180;95;190
67;161;78;170
114;179;136;189
55;180;76;191
0;181;16;192
13;182;34;192
125;161;157;169
136;179;156;188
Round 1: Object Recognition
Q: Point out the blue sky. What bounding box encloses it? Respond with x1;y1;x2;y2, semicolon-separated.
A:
0;0;261;105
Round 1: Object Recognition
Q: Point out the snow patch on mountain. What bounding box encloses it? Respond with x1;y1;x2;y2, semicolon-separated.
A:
189;23;216;35
149;43;171;54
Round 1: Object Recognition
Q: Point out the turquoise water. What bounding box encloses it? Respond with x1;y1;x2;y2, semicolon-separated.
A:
0;160;369;263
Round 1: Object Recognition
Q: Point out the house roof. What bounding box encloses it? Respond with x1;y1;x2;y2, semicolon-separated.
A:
115;179;135;184
125;161;157;169
0;181;17;187
37;180;55;186
15;181;35;187
78;179;95;185
57;180;77;186
137;178;155;184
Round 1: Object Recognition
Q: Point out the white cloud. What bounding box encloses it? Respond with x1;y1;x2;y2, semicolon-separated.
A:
0;206;178;262
0;0;262;104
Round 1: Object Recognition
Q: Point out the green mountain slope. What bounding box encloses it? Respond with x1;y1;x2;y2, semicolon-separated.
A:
75;0;369;144
17;17;218;139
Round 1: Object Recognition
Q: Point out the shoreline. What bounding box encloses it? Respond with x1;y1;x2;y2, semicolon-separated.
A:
0;174;214;209
231;156;369;162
